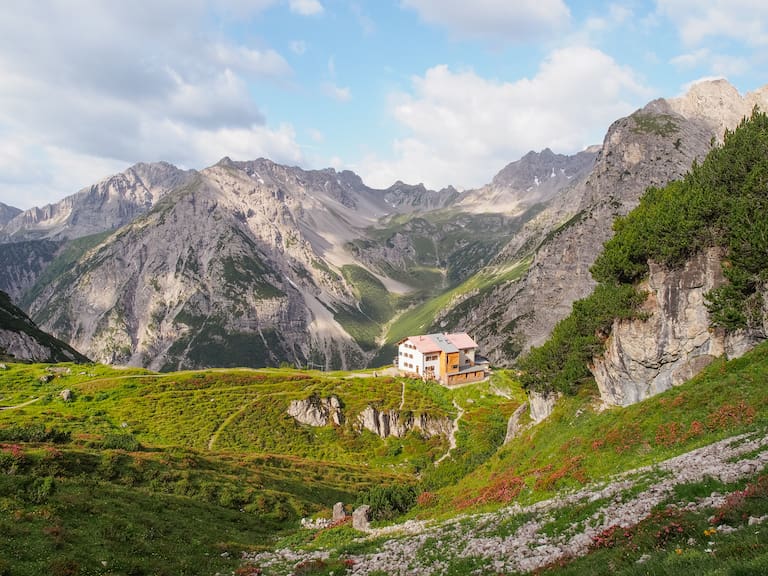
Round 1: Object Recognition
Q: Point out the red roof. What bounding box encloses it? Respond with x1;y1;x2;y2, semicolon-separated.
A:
446;333;477;350
406;335;442;354
400;332;477;354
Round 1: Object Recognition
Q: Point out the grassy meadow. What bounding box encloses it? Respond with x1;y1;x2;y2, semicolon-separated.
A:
0;362;519;575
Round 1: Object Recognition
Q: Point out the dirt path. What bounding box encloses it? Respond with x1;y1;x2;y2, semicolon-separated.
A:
208;401;258;450
0;397;42;411
434;400;465;466
245;429;768;575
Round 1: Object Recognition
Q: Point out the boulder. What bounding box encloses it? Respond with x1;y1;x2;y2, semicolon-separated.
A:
60;389;72;402
352;505;370;531
287;395;344;427
332;502;346;521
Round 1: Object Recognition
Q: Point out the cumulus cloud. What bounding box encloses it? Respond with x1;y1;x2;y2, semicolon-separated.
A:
674;51;749;79
0;1;302;208
400;0;570;42
670;48;711;68
289;0;324;16
358;46;651;190
657;0;768;46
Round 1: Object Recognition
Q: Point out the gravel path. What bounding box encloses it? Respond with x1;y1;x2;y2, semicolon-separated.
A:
244;429;768;575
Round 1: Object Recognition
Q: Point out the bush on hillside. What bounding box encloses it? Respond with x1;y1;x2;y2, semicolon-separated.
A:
0;424;70;443
101;432;141;451
355;484;418;521
519;108;768;394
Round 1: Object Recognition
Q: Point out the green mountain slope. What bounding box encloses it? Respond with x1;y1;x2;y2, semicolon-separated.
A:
246;342;768;576
0;363;518;575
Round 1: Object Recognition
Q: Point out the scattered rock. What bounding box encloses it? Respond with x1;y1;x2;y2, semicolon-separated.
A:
300;517;332;530
0;363;6;370
60;389;72;402
247;429;768;575
636;554;652;564
48;366;72;375
39;374;53;383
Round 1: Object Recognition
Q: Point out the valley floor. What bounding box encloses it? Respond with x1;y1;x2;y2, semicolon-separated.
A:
245;428;768;575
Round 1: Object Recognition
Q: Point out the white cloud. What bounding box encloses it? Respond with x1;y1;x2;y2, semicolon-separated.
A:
289;0;324;16
212;43;292;77
670;48;710;68
308;129;324;143
657;0;768;46
323;83;352;102
670;47;749;78
0;1;302;208
358;46;650;190
400;0;570;42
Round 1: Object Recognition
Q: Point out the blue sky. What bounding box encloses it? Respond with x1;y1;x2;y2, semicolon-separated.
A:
1;0;767;209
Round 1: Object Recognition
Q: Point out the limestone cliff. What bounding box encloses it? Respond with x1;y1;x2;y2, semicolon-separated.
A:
451;80;768;365
357;405;453;439
591;249;763;407
287;395;344;427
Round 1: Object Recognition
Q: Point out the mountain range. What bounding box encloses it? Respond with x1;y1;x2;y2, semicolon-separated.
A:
1;79;766;371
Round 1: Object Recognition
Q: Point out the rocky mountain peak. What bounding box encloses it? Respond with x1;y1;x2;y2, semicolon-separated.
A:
0;202;21;228
490;147;597;189
2;161;194;241
456;147;597;215
666;78;768;141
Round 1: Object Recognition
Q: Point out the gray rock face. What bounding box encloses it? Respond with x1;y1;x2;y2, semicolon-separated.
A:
456;80;768;366
458;148;598;215
287;395;344;427
0;290;88;363
357;405;452;439
0;202;21;228
591;249;763;407
528;392;559;424
382;182;458;213
0;239;61;301
503;402;529;444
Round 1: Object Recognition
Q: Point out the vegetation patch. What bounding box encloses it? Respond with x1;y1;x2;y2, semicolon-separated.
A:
520;109;768;395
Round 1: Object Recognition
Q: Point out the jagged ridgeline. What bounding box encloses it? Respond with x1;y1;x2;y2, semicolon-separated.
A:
519;109;768;394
